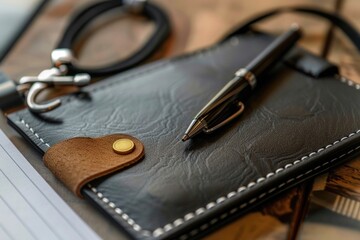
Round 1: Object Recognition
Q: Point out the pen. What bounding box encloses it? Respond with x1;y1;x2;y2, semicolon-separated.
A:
182;24;302;141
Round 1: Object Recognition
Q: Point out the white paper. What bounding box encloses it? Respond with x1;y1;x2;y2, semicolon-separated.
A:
0;130;101;240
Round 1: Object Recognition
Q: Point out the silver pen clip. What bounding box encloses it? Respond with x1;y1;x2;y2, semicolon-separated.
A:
203;101;245;134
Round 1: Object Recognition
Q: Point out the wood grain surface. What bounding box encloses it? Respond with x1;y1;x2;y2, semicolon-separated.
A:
1;0;360;239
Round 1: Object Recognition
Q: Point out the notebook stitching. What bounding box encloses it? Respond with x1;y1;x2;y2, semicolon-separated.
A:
175;145;360;240
19;119;50;148
16;71;360;237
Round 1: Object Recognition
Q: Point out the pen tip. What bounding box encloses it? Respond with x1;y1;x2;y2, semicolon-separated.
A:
182;134;190;142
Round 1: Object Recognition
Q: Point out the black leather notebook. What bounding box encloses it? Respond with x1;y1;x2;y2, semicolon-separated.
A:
7;33;360;239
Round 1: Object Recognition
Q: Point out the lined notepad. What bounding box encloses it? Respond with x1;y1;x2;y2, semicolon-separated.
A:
0;130;100;240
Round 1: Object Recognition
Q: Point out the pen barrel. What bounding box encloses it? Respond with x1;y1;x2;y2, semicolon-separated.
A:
245;25;302;78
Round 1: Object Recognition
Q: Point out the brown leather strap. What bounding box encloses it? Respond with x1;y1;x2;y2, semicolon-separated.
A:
44;134;145;197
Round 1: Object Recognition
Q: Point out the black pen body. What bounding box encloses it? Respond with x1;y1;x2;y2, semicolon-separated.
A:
246;24;302;78
182;25;302;141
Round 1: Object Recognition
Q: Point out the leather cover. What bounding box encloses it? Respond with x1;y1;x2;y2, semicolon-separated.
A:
7;33;360;239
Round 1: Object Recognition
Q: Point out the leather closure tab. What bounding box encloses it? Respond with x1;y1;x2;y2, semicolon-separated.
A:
44;134;145;198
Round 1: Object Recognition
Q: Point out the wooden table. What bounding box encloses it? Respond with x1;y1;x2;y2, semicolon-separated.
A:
1;0;360;239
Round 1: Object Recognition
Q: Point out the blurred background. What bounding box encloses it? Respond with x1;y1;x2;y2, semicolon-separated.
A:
2;0;360;82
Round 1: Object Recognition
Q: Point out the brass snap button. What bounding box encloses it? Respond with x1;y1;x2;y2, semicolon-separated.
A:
112;138;135;155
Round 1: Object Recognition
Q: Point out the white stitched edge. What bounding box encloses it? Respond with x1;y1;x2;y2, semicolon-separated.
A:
20;119;50;147
17;75;360;238
177;147;360;240
339;75;360;89
88;184;153;237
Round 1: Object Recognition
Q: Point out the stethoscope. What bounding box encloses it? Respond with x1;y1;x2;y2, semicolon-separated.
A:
2;0;170;113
